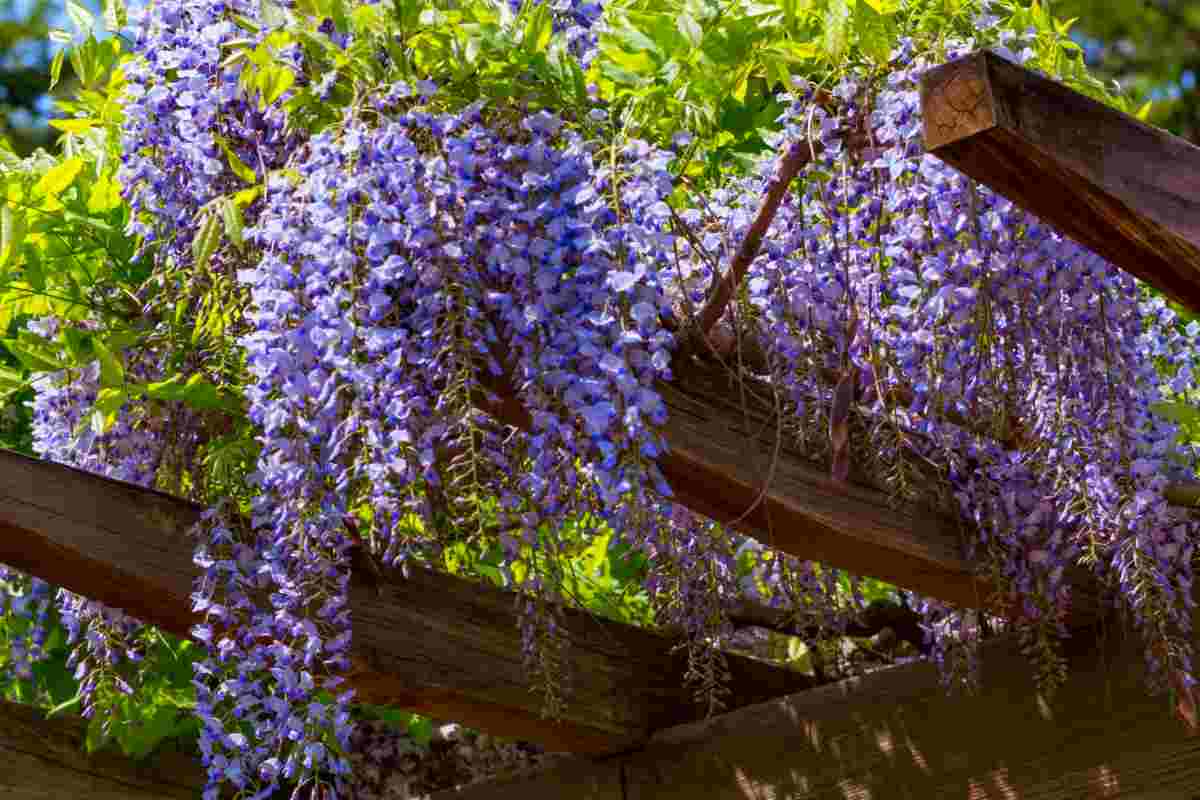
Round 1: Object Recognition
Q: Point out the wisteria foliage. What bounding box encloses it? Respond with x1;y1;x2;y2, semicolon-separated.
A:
3;0;1200;797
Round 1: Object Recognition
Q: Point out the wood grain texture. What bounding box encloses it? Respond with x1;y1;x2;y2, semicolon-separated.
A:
921;49;1200;313
483;357;995;611
0;448;813;754
657;363;982;606
440;622;1200;800
657;363;1109;625
0;700;204;799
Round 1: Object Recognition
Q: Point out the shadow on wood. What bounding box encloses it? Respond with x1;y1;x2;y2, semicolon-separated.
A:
438;622;1200;799
0;700;203;800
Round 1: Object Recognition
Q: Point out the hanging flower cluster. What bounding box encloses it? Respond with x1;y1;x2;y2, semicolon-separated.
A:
710;36;1200;692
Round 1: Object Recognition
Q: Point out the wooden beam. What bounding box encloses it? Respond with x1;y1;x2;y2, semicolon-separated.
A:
653;364;1111;623
656;363;984;607
436;622;1200;800
486;358;1108;620
0;448;814;755
0;700;204;800
485;360;989;610
921;49;1200;313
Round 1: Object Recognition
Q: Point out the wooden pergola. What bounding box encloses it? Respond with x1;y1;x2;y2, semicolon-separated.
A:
4;50;1200;797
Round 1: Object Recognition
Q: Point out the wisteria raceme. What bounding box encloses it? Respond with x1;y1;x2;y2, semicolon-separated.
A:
226;102;680;792
506;0;604;65
118;0;298;264
703;25;1200;691
0;567;53;683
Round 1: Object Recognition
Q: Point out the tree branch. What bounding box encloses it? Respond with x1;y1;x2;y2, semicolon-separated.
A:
693;140;819;339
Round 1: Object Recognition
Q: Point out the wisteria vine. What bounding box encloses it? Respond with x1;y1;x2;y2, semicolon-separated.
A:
3;0;1200;797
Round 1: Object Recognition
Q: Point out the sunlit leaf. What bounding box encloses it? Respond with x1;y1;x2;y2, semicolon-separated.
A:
33;158;85;199
92;338;125;387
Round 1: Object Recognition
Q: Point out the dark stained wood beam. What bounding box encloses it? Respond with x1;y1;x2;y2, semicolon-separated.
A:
0;700;204;800
486;360;1110;620
0;448;814;755
435;619;1200;800
486;360;990;610
656;363;982;606
921;49;1200;313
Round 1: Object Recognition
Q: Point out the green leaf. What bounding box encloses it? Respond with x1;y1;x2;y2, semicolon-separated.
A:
61;327;92;365
260;65;297;107
104;0;128;31
68;44;88;90
260;0;291;27
676;14;702;48
823;0;851;60
191;211;221;272
855;0;895;64
0;367;25;402
522;3;554;53
92;339;125;387
91;387;128;434
407;715;434;746
87;173;122;214
118;704;183;760
46;690;84;718
1151;401;1200;426
66;0;95;35
22;243;44;292
232;185;263;208
1;205;26;268
862;0;900;13
219;141;258;185
49;49;66;91
50;118;100;134
1135;100;1153;121
142;373;240;412
4;336;65;372
605;23;662;60
84;713;109;753
33;158;85;199
178;373;230;410
220;197;245;249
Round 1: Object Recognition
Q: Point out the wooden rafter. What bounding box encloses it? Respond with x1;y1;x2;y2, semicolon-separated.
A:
0;700;204;800
0;448;814;755
921;49;1200;313
436;618;1200;800
487;361;1113;618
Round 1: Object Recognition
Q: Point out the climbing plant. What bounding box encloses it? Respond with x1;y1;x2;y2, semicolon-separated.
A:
2;1;1198;798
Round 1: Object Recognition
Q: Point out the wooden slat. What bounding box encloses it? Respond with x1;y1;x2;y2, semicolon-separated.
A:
0;448;814;755
921;49;1200;312
0;700;203;799
438;621;1200;800
658;363;984;607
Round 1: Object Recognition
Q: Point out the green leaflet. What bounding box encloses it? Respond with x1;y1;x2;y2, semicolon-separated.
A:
191;211;222;273
92;338;124;387
33;158;84;199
